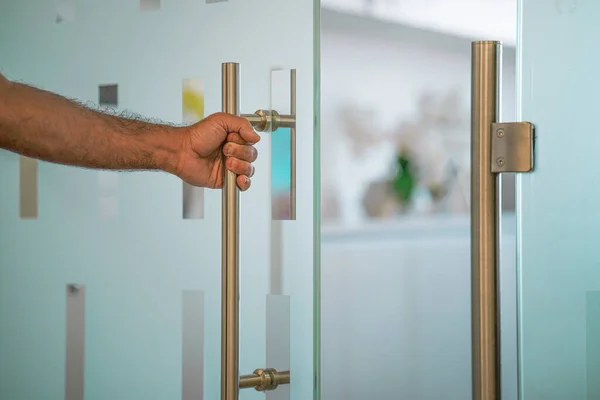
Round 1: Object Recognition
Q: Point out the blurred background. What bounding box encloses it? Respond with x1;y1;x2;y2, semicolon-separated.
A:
319;0;518;398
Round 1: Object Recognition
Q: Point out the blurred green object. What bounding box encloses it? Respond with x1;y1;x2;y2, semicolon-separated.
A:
392;147;416;204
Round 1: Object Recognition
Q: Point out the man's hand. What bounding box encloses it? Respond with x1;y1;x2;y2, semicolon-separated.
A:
0;76;261;189
175;113;260;191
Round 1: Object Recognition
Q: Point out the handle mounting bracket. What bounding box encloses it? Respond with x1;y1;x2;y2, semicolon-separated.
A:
242;110;296;133
239;368;290;392
491;122;535;173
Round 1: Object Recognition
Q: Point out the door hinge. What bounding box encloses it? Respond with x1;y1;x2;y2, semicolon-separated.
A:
491;122;535;173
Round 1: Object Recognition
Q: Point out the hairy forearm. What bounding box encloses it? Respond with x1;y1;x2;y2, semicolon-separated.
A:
0;75;182;174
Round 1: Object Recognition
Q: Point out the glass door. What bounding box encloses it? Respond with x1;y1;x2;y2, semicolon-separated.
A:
516;0;598;398
0;2;319;400
470;1;600;398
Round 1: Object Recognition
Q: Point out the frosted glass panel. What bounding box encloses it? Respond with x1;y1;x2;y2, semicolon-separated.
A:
517;1;600;398
0;1;317;400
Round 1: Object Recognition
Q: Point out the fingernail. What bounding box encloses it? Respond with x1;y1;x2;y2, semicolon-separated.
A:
244;176;249;184
224;145;231;155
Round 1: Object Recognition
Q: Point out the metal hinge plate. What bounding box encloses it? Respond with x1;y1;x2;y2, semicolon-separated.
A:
491;122;535;173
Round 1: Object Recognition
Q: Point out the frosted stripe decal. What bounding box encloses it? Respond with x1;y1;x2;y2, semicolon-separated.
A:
19;156;37;219
182;78;205;219
182;290;204;400
140;0;161;11
65;284;85;400
266;294;290;400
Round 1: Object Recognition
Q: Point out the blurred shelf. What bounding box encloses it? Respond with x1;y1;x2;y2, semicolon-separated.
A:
321;0;516;48
321;212;517;243
322;213;469;243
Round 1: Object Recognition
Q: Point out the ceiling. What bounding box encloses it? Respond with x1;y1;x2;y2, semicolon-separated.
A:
322;0;518;46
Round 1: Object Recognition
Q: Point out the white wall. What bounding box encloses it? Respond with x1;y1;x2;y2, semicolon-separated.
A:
321;216;518;400
320;8;519;399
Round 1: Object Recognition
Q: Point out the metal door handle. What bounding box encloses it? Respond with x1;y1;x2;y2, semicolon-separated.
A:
470;41;535;400
221;62;295;400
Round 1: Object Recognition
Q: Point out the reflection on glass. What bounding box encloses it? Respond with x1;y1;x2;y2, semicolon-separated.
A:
182;78;205;219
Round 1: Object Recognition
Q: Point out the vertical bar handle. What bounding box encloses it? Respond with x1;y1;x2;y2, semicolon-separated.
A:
471;41;501;400
222;62;240;400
